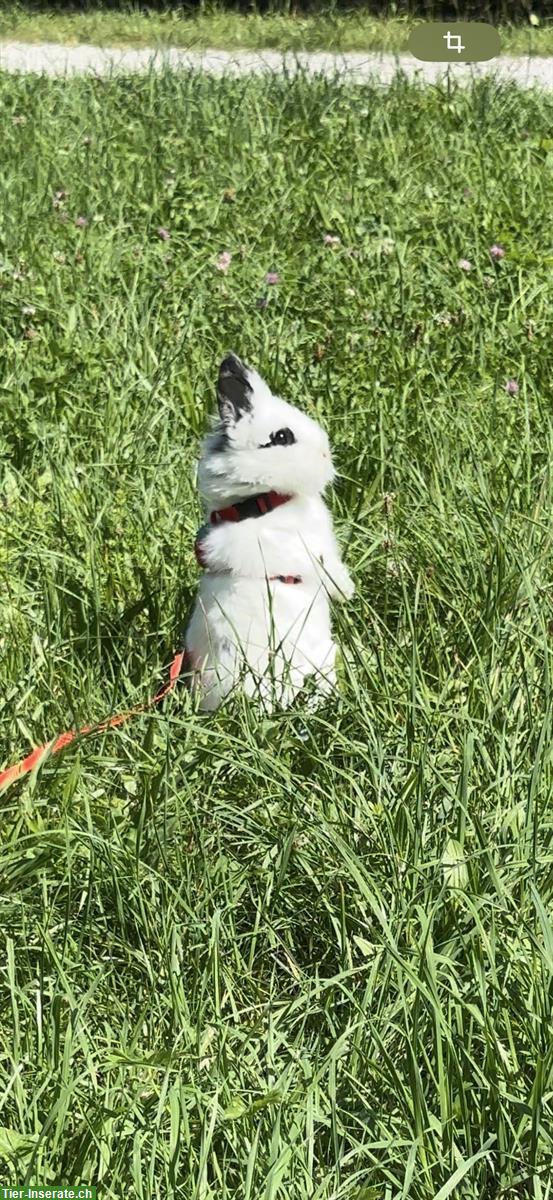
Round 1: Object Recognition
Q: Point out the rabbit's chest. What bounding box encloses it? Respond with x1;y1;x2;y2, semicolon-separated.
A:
197;573;331;643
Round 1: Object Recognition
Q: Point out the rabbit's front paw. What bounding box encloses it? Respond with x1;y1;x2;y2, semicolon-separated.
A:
325;562;354;601
319;556;352;604
338;571;355;601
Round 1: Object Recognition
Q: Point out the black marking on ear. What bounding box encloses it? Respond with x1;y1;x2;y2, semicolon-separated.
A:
217;353;253;424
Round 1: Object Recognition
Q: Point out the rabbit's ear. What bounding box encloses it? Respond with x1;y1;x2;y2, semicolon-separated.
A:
217;353;253;425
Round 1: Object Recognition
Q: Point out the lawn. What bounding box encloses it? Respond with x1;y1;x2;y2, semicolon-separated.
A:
0;4;552;57
1;66;553;1197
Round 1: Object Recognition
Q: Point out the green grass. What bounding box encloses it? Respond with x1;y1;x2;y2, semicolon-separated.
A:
1;65;553;1197
0;3;553;56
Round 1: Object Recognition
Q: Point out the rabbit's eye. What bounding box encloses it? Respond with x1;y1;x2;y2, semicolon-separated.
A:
272;428;295;446
273;428;295;446
258;427;296;449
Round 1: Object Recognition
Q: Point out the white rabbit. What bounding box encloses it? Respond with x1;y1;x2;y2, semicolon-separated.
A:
184;353;354;711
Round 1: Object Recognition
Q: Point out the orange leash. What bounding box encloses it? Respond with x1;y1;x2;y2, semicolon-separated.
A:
2;490;307;793
0;649;186;792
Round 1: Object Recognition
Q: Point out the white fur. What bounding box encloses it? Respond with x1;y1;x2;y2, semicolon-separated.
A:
185;355;354;710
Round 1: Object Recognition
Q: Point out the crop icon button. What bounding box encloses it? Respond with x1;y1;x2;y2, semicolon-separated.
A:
443;30;465;55
407;22;501;63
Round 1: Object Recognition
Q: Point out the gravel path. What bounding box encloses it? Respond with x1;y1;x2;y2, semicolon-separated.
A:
1;41;553;88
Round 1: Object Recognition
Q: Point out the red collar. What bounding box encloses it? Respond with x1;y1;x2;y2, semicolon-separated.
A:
196;490;302;584
210;490;292;525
